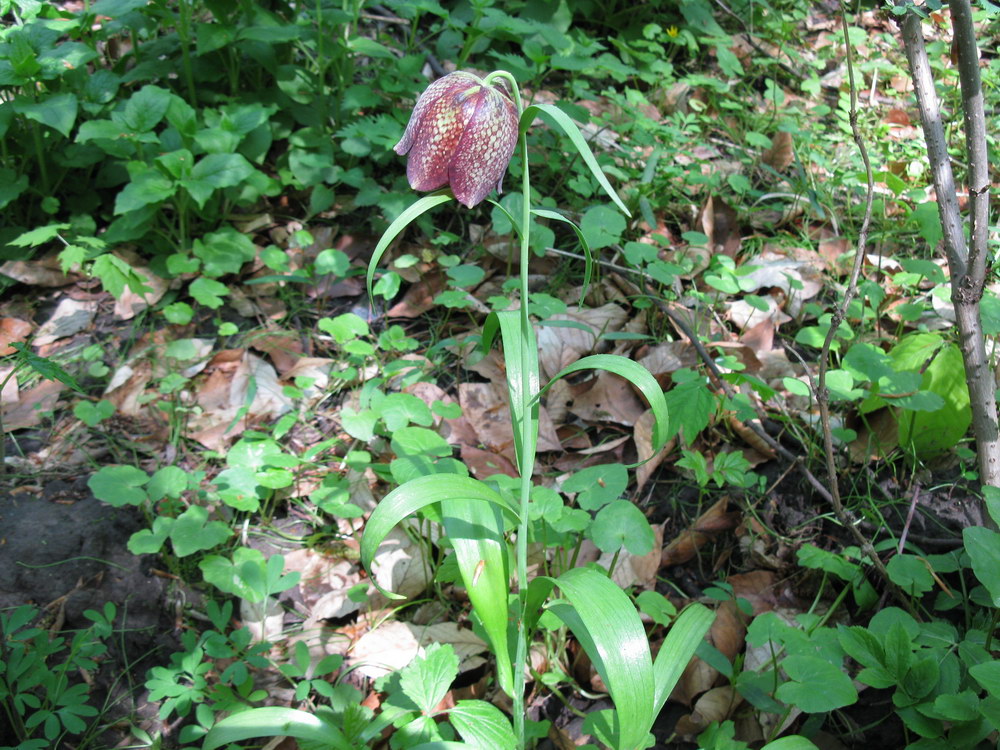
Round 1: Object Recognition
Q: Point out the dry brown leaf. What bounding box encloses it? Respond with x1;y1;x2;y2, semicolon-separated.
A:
567;371;645;428
698;195;741;259
673;601;746;704
0;254;79;287
188;351;293;450
460;444;518;479
761;131;794;173
728;570;779;614
386;271;446;318
409;622;489;667
458;382;561;459
104;360;152;416
0;368;18;405
347;620;420;679
638;342;698;386
536;304;628;380
241;596;284;643
369;525;432;606
0;318;32;355
250;328;303;375
281;357;333;403
662;497;739;567
113;253;168;320
284;548;363;621
675;685;744;736
34;298;99;346
2;380;64;431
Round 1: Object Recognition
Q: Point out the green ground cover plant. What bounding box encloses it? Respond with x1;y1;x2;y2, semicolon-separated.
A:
3;0;1000;749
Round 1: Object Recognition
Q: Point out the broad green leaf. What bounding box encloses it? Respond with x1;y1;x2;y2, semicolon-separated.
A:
170;505;232;557
663;378;714;444
9;223;70;247
122;85;170;132
970;661;1000;698
193;226;256;277
540;354;668;462
775;656;857;712
441;497;513;696
563;463;627;511
367;192;453;302
448;700;517;750
360;475;519;600
964;527;1000;607
14;93;78;137
190;152;254;188
521;103;630;217
203;707;350;750
189;277;229;308
88;464;148;506
114;170;175;214
399;643;459;714
590;500;654;555
580;204;626;250
761;738;820;750
0;168;28;209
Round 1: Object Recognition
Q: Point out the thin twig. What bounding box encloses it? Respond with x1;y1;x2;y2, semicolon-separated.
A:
810;5;920;619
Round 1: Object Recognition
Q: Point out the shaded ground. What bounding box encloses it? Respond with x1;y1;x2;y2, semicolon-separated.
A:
0;478;174;748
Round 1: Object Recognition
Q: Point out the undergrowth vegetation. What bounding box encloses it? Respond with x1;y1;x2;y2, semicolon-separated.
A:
3;0;1000;749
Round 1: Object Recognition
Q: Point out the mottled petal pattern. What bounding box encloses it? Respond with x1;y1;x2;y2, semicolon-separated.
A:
448;86;518;208
394;71;519;208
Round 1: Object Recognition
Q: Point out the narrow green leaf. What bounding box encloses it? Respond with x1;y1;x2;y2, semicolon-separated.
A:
483;310;539;474
367;192;453;303
202;707;350;750
521;102;630;217
441;499;514;696
360;475;519;600
531;207;592;306
539;353;668;463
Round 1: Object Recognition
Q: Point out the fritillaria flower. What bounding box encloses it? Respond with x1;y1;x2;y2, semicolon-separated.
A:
394;71;519;209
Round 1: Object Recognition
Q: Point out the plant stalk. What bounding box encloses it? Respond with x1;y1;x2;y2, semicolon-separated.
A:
486;68;534;750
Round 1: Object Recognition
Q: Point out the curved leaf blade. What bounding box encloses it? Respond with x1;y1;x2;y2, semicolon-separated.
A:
531;207;593;306
367;192;453;303
547;567;654;750
360;475;519;600
202;707;349;750
521;103;630;217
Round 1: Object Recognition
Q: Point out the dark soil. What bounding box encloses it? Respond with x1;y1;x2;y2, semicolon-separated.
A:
0;477;175;749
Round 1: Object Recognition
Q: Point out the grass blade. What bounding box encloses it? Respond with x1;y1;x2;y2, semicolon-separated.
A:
366;192;453;303
521;103;630;217
360;475;519;600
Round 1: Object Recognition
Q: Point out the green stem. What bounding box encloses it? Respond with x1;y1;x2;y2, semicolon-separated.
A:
485;69;533;750
176;0;198;105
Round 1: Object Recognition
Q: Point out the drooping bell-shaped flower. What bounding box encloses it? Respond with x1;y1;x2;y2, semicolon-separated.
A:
394;71;519;209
